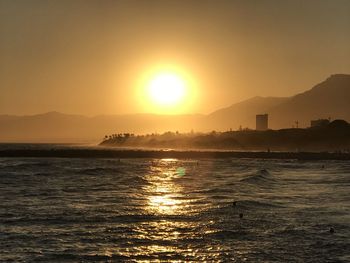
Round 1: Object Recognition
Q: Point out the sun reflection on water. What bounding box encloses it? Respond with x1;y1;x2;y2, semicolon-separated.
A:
105;159;237;261
148;195;182;214
144;158;187;215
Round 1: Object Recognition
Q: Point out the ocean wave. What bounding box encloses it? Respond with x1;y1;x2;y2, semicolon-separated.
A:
232;199;283;209
1;157;349;262
204;229;250;240
1;161;55;170
75;167;122;175
32;253;131;262
240;168;276;184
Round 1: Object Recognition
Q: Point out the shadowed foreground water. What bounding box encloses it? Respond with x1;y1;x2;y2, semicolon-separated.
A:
0;157;349;262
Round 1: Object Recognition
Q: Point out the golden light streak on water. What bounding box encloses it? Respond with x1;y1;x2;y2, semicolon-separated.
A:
133;159;199;258
144;158;185;215
148;195;182;214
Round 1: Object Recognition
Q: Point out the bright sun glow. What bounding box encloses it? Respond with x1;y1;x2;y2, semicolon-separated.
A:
148;73;186;106
136;65;197;114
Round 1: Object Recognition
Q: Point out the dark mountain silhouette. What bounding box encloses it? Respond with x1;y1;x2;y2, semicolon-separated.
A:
208;96;289;130
0;111;204;142
0;112;90;142
268;74;350;128
0;74;349;142
208;74;350;129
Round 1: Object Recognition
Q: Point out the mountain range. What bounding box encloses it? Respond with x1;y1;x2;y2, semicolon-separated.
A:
1;74;349;143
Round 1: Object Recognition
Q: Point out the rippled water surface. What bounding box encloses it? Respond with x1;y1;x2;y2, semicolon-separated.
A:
1;156;350;262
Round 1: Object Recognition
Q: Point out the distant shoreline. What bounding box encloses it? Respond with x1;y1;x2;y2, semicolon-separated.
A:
100;120;350;153
0;148;350;160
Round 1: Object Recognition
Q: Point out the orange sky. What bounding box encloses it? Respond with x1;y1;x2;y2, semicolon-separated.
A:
1;0;350;115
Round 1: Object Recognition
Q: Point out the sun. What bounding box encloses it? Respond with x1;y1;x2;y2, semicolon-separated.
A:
136;65;197;114
147;73;186;106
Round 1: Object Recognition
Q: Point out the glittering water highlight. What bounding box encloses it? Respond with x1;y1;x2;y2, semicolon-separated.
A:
0;156;349;262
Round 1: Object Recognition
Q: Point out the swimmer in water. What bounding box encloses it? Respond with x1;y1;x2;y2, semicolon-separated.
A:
261;168;268;174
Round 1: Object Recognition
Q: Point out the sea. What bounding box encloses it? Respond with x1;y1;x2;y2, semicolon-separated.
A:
0;144;349;262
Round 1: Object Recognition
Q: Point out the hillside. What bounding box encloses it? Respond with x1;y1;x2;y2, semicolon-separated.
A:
208;96;289;130
0;74;349;142
101;120;350;152
269;74;350;128
0;112;204;143
208;74;350;129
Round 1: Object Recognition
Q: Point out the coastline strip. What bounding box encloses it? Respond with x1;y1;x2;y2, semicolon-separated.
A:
0;149;349;160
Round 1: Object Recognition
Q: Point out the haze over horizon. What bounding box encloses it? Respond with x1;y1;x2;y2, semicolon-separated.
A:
1;0;350;116
1;3;350;261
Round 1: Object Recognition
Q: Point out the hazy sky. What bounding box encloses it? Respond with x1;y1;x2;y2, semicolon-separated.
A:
1;0;350;115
